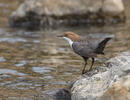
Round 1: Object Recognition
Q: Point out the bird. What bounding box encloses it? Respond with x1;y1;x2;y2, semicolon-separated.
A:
57;32;111;74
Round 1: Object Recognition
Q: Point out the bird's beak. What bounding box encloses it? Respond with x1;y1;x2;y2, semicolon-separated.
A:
57;34;63;37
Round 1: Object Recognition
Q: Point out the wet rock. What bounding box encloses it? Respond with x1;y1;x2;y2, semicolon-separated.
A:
42;88;71;100
9;0;125;29
71;51;130;100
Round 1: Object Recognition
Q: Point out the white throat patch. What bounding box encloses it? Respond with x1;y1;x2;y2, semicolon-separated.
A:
63;37;73;47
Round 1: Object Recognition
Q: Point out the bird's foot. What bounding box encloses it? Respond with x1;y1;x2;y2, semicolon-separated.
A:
82;71;85;75
82;69;92;74
82;70;88;74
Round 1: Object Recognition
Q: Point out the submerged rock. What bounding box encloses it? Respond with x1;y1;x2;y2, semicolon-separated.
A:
71;51;130;100
42;88;71;100
9;0;125;29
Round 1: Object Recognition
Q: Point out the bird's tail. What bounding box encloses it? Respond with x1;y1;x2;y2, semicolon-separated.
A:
96;37;112;54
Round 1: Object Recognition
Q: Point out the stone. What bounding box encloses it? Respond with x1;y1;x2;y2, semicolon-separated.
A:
42;88;71;100
99;75;130;100
9;0;125;29
102;0;124;15
71;51;130;100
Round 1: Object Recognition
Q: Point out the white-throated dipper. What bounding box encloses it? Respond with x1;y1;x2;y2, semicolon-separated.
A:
57;32;111;74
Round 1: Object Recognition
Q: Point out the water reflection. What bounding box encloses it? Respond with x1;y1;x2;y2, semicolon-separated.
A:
0;56;6;62
0;37;27;43
32;66;54;74
15;60;27;67
0;69;26;76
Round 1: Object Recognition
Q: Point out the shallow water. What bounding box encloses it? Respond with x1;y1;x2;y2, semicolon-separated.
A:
0;0;130;99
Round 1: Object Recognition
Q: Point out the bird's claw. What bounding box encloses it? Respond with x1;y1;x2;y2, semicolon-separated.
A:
82;69;92;74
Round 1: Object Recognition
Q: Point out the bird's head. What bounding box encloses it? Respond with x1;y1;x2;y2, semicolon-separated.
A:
57;32;81;41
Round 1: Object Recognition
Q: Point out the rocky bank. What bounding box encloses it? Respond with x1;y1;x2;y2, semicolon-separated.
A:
9;0;125;29
43;51;130;100
71;51;130;100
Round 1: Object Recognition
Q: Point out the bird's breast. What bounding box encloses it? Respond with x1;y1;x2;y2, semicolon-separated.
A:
63;37;73;48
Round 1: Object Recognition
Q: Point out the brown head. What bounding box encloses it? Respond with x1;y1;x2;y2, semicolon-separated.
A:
57;32;81;41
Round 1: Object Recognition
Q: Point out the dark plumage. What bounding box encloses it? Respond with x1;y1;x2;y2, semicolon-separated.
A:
72;37;111;74
57;32;112;74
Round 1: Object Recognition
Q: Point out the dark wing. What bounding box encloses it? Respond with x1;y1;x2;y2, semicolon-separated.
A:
80;37;112;54
72;41;96;58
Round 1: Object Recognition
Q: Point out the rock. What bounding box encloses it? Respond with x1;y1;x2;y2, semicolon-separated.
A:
9;0;125;29
99;75;130;100
42;88;71;100
102;0;124;15
71;51;130;100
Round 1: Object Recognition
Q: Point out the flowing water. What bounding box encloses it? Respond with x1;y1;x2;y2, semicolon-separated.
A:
0;0;129;99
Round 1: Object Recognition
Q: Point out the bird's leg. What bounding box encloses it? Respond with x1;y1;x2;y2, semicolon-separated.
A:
82;62;87;74
82;57;88;74
89;58;95;71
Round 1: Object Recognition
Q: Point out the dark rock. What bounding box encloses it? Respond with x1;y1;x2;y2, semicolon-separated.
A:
71;51;130;100
54;88;71;100
9;0;125;29
42;88;71;100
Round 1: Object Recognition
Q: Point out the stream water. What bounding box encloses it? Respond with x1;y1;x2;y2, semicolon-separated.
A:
0;0;129;99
